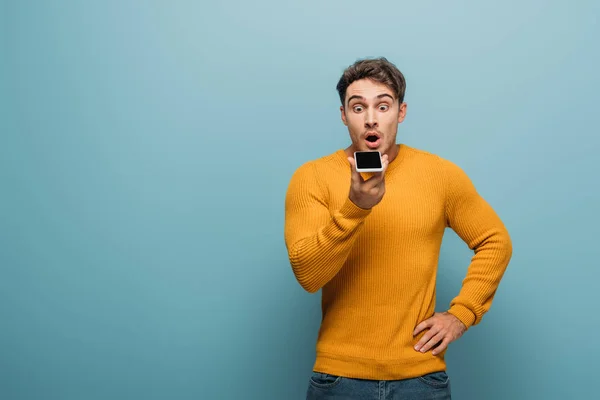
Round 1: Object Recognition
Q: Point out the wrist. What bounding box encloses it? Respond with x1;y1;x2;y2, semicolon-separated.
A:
343;196;372;215
447;305;476;330
347;192;366;210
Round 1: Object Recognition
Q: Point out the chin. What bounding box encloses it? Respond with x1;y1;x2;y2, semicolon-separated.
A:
373;145;390;155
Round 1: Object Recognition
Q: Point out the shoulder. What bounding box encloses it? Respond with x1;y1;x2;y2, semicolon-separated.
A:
286;150;345;193
402;144;465;174
399;145;475;196
289;150;346;181
401;144;449;173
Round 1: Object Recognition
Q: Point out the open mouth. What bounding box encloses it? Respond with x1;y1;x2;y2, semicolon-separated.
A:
365;133;381;148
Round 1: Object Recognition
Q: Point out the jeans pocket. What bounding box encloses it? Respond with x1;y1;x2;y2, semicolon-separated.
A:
309;371;343;389
417;371;450;388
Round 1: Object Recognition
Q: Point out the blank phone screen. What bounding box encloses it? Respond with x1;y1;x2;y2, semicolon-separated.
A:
355;151;382;168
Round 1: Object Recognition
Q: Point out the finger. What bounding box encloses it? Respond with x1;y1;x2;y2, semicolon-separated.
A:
413;318;434;336
363;171;386;189
414;327;438;352
377;153;389;175
418;331;445;353
381;153;389;170
432;337;451;356
414;323;443;351
347;157;365;184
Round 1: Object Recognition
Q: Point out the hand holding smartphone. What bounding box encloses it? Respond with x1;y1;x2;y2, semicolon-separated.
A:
347;151;388;209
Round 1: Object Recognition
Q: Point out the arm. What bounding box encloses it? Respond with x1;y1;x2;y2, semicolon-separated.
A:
284;161;371;293
443;159;513;329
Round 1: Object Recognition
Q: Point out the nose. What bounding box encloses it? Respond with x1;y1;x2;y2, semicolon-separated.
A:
365;108;378;129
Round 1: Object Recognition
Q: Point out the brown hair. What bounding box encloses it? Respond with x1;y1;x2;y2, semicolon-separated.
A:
336;57;406;106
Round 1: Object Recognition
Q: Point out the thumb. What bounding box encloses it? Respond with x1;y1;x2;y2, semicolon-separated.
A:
347;157;355;169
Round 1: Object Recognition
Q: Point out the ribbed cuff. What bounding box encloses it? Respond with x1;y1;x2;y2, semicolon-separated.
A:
337;198;372;219
448;304;476;329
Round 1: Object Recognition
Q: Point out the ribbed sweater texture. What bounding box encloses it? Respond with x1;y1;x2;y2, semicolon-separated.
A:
284;144;512;380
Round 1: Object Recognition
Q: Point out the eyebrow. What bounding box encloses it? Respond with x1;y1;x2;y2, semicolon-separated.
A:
347;93;395;105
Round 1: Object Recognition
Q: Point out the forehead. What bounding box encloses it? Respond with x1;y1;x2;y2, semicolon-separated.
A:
346;79;395;102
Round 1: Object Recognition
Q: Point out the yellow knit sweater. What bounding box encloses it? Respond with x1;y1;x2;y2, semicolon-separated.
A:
284;144;512;380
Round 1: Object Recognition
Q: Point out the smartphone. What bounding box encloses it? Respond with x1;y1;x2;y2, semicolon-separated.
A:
354;151;383;172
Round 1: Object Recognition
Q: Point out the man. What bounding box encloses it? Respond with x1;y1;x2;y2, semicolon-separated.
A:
284;57;513;399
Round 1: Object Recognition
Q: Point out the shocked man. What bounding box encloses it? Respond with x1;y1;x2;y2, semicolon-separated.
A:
284;57;513;399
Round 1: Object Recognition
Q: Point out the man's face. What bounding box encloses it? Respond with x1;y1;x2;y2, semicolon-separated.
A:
341;79;407;158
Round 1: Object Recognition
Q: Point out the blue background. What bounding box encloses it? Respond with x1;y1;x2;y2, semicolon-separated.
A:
2;1;599;399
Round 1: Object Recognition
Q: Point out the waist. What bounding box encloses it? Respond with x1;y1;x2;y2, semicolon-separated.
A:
313;349;447;380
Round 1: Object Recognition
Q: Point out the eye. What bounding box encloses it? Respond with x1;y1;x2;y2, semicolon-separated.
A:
379;104;389;111
353;105;364;113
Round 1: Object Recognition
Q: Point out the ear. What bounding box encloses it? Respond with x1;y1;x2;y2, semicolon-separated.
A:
398;102;407;124
340;106;348;126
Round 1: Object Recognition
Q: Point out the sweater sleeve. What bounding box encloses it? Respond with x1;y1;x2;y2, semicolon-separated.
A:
442;159;513;329
284;161;371;293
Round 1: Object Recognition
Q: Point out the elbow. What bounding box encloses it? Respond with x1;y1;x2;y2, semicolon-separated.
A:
501;229;513;264
490;229;513;270
288;253;323;294
474;227;513;264
287;241;331;294
301;282;321;294
291;262;322;294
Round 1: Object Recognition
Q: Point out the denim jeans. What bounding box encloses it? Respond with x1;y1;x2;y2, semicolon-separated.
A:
306;370;451;399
